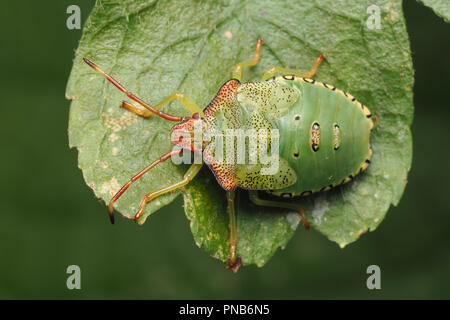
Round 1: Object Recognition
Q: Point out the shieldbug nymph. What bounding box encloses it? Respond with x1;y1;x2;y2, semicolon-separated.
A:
84;38;373;272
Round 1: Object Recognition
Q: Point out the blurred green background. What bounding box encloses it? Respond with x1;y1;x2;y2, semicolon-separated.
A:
0;0;449;299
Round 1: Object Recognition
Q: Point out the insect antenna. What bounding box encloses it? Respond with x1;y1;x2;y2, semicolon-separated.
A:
83;58;184;122
107;148;183;224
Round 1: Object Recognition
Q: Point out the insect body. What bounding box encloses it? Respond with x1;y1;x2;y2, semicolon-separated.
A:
265;77;373;197
84;38;373;272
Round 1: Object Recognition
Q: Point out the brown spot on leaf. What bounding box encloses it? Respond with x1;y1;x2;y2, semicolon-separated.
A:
101;177;121;196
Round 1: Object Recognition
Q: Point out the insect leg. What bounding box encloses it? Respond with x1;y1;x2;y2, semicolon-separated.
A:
232;38;263;81
248;191;310;229
108;149;183;224
121;101;152;118
225;191;241;273
121;92;204;118
133;163;203;224
261;54;325;81
83;58;186;122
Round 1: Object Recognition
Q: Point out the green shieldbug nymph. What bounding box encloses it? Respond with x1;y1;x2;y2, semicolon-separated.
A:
83;38;373;272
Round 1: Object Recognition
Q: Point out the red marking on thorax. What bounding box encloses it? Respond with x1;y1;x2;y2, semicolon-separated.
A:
203;79;240;119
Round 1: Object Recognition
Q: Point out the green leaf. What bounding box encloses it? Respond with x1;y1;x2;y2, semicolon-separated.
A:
184;171;300;267
418;0;450;22
67;0;413;267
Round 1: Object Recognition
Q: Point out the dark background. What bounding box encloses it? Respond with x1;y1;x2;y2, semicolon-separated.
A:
0;0;449;299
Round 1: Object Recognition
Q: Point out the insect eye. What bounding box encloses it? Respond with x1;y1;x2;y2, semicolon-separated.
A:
192;113;200;120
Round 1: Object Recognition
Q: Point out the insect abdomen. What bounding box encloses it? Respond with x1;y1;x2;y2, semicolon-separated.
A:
272;76;373;195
